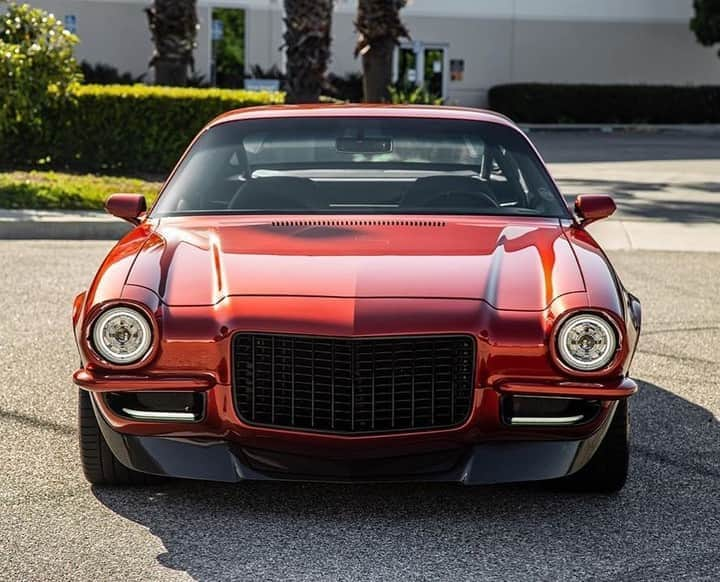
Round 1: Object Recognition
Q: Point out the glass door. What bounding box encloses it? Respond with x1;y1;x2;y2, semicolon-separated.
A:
397;46;418;85
394;42;448;100
423;48;445;97
211;7;245;88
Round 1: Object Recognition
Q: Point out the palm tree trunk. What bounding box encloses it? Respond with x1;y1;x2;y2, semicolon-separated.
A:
283;0;333;103
146;0;198;86
356;0;410;102
361;37;395;102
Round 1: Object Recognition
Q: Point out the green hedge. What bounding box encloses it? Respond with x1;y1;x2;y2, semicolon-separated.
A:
487;83;720;124
0;170;161;210
0;84;284;174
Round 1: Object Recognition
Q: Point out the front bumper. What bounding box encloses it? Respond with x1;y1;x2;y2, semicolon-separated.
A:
84;376;634;484
75;289;640;484
91;394;614;484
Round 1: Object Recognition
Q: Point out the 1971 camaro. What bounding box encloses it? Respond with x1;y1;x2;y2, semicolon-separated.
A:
72;105;640;492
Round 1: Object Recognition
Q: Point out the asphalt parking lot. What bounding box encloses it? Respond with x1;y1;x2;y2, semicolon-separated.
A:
1;133;719;581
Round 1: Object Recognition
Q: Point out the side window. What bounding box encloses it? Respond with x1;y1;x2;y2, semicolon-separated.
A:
485;148;528;207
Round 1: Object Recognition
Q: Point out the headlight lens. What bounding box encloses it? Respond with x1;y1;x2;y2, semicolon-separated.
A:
556;313;617;371
92;306;152;364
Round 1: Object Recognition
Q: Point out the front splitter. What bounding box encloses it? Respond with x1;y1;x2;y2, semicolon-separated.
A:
92;397;611;485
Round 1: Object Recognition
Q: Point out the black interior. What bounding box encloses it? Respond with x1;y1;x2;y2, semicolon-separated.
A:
229;177;321;210
219;173;530;213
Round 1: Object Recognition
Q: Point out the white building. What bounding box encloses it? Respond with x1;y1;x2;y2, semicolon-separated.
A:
28;0;720;105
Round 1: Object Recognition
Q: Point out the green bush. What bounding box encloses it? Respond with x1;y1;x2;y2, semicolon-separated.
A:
388;82;444;105
487;83;720;124
325;72;364;102
0;83;284;174
0;170;161;210
214;7;246;88
0;2;81;133
80;61;146;85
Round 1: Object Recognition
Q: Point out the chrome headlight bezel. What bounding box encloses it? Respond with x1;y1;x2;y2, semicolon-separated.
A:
91;305;153;365
555;312;619;372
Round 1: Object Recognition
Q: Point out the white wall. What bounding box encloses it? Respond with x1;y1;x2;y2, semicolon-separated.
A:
30;0;214;81
193;0;698;21
30;1;155;80
25;0;720;107
327;4;720;105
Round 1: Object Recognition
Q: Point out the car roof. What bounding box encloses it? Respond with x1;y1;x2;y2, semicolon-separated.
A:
206;104;517;130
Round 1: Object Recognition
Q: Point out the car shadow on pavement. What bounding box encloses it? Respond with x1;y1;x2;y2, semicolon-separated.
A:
93;380;720;581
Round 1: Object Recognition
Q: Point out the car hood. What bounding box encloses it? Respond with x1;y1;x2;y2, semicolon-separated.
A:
125;216;585;310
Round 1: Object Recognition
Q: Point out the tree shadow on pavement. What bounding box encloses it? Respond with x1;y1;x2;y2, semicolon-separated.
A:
560;180;720;223
94;380;720;582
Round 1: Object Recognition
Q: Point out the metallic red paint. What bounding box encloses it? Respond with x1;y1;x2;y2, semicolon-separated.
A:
105;193;147;225
208;104;518;129
125;216;584;309
72;105;639;483
497;378;638;400
73;368;216;392
574;194;617;225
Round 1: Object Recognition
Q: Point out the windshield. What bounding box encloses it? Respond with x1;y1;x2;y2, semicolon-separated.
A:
152;117;568;218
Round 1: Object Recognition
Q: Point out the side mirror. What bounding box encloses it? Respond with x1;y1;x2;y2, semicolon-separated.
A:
105;194;147;225
574;195;616;226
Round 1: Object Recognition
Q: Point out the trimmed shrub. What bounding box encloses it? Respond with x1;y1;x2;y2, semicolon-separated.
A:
324;72;364;102
0;2;81;133
80;61;146;85
487;84;720;124
0;84;284;174
389;82;444;106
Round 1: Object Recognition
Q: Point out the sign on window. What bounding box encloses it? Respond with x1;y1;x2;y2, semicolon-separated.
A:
212;19;224;41
64;14;77;34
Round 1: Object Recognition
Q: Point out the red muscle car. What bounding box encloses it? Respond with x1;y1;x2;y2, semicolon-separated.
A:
72;105;640;492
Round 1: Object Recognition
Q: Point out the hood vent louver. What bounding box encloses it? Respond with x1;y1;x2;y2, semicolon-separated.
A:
271;219;446;228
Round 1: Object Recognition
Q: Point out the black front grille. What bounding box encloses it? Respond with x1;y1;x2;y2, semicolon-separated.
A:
232;334;475;434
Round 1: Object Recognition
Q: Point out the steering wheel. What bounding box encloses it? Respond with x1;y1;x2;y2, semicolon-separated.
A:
417;190;500;209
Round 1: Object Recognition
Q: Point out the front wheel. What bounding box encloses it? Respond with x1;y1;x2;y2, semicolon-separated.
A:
560;399;629;493
78;389;161;485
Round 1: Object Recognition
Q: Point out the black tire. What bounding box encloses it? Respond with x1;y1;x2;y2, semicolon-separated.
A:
78;388;162;486
560;399;629;493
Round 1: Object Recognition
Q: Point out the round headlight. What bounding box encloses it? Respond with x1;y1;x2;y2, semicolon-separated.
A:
92;306;153;364
556;313;617;371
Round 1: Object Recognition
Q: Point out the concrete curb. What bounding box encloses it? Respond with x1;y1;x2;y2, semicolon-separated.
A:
521;123;720;134
0;210;130;240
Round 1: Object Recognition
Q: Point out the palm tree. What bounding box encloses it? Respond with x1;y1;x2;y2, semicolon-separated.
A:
283;0;333;103
355;0;410;102
146;0;198;86
691;0;720;57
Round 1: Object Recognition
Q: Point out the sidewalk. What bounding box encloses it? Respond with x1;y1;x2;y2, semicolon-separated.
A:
0;209;130;240
587;219;719;252
543;148;720;253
